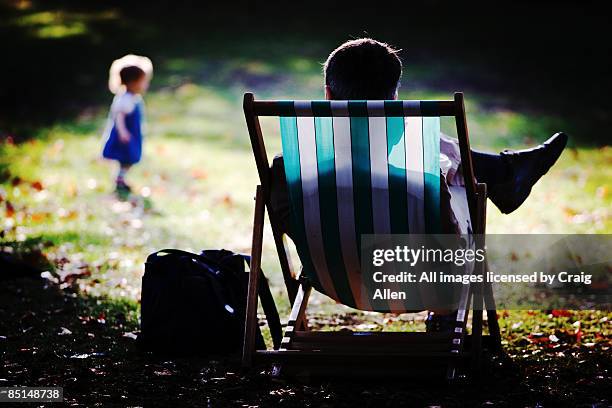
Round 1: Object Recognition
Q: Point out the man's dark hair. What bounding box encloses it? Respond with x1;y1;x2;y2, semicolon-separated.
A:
324;38;402;100
119;65;145;85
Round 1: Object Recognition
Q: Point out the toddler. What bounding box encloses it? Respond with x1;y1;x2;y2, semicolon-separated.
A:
102;54;153;193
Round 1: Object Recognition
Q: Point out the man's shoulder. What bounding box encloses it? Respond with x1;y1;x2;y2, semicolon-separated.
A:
270;154;285;184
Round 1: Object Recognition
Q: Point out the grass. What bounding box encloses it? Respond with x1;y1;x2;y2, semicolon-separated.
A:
1;47;610;356
2;32;611;304
1;1;611;406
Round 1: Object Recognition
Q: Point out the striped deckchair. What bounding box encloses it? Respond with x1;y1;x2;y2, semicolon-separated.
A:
242;92;501;379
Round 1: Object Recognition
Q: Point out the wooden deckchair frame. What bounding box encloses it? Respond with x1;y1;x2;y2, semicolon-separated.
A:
242;92;502;379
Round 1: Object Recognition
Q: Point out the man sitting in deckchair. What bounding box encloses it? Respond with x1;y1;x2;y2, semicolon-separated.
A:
269;38;567;331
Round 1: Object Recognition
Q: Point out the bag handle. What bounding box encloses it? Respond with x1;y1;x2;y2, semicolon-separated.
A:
148;249;219;268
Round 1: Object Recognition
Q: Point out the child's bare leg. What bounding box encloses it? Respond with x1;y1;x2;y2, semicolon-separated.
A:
116;163;132;191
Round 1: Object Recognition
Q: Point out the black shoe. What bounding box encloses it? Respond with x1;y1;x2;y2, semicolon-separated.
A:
488;132;568;214
425;311;458;333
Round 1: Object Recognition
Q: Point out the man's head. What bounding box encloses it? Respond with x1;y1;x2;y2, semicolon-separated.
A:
323;38;402;100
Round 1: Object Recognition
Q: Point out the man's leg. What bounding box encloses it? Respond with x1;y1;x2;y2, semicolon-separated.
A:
472;132;568;214
427;132;567;332
471;150;510;186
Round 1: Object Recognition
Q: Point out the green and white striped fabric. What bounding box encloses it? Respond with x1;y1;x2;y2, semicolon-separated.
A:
279;100;441;311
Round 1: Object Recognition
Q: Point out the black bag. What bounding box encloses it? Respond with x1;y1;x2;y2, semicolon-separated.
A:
138;248;282;356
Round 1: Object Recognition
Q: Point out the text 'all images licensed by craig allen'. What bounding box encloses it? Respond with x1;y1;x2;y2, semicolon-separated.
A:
359;234;611;310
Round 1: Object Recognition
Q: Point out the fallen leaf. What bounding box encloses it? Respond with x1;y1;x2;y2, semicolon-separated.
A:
30;212;47;223
153;369;173;376
31;181;44;191
57;265;91;284
97;312;106;325
5;201;15;217
191;168;208;180
122;332;138;340
58;327;72;336
220;194;233;206
551;310;572;317
596;185;608;199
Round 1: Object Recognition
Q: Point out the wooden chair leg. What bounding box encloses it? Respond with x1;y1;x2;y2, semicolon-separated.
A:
295;314;309;332
474;182;502;354
470;182;486;373
447;265;472;381
484;277;502;352
471;282;484;374
280;281;311;350
272;281;311;377
243;185;265;368
293;268;309;332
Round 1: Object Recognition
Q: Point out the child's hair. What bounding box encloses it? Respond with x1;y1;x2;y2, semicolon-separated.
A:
119;65;146;85
324;38;402;100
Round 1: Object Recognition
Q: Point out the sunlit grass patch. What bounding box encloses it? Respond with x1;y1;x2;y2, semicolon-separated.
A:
488;146;612;233
8;9;119;39
1;112;608;319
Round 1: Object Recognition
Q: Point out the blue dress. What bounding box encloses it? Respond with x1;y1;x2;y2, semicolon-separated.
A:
102;93;144;165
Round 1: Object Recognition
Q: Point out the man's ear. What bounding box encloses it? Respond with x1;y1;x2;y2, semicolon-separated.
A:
325;85;334;100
